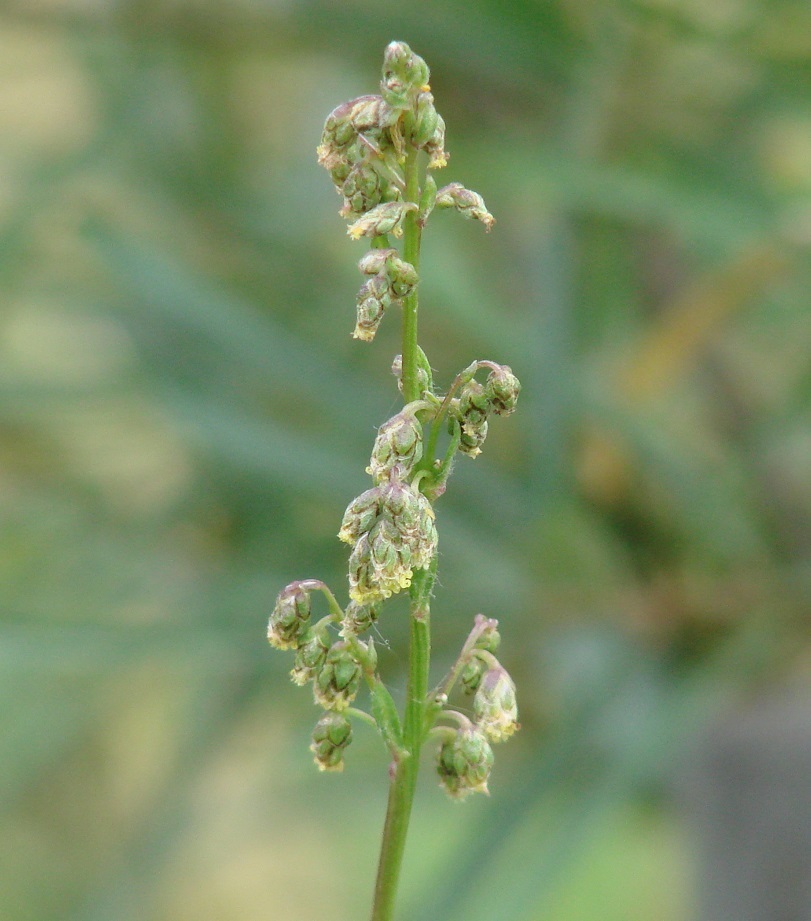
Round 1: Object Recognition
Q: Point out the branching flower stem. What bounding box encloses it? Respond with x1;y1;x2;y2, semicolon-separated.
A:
270;40;521;921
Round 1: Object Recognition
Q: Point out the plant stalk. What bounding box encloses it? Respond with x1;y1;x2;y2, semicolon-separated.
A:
370;143;429;921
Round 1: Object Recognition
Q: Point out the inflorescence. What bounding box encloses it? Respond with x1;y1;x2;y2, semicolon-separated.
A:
268;41;521;799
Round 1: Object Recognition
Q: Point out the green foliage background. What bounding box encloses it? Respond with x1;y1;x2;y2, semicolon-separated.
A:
1;1;810;919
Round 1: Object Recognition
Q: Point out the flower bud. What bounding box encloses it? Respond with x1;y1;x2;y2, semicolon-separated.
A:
424;114;448;169
437;727;494;799
340;163;389;217
486;365;521;415
348;94;397;135
386;255;418;298
338;487;381;545
458;420;488;458
310;712;353;772
474;617;501;653
290;625;330;686
460;653;488;694
412;91;440;147
358;248;397;276
354;296;388;342
391;354;431;395
347;201;417;240
473;667;519;743
454;380;491;458
458;380;489;429
436;182;494;230
381;41;430;109
313;641;363;711
267;582;312;650
367;408;423;482
340;601;379;637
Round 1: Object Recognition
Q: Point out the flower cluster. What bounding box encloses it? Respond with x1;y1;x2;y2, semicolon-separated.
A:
268;42;522;824
340;477;437;603
451;362;521;458
434;616;519;798
354;248;419;342
267;579;377;771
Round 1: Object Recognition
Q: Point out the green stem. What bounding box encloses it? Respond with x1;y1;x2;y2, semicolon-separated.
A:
370;141;428;919
370;572;431;921
401;145;422;405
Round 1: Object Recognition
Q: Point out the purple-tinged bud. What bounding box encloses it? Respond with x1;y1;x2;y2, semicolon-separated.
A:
290;625;330;686
347;201;417;240
486;365;521;415
358;248;398;276
474;618;501;653
348;94;398;135
338;487;381;545
474;667;519;743
354;299;387;342
391;353;431;395
310;712;353;772
313;641;363;711
367;409;423;483
267;582;312;650
436;182;494;230
437;726;494;800
340;601;378;638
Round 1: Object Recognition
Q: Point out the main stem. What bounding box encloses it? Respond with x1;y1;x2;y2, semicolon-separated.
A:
370;144;429;921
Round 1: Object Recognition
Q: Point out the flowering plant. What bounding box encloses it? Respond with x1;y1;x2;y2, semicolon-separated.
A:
267;41;521;921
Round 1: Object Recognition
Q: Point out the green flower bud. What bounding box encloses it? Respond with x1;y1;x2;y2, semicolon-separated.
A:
347;201;417;240
391;354;431;396
338;487;381;545
353;274;392;342
485;365;521;415
458;419;488;458
454;380;491;458
340;163;389;217
367;407;423;482
354;299;387;342
340;601;379;637
460;653;488;694
437;727;494;800
418;174;438;226
290;625;330;686
474;667;519;743
436;182;494;230
458;380;489;429
347;532;379;603
310;712;353;772
424;113;448;169
412;90;440;147
267;582;312;650
313;641;363;711
381;41;430;109
474;618;501;653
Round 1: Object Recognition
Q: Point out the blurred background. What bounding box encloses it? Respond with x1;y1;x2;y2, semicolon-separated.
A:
2;1;810;919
